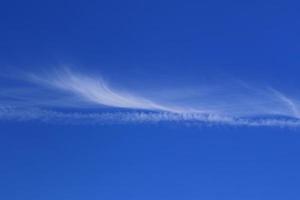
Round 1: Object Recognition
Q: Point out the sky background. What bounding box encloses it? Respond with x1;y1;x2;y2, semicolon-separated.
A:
1;0;300;199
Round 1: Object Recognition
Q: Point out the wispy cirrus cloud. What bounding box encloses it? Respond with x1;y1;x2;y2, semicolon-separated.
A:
269;88;300;118
0;67;299;127
27;68;203;113
1;106;300;127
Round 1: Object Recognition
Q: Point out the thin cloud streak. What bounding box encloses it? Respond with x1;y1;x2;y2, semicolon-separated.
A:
269;88;300;118
0;68;300;127
0;106;300;127
29;69;189;113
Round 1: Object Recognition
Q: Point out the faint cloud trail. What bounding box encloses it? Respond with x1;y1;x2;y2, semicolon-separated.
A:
0;106;300;127
269;88;300;118
0;67;300;127
29;68;189;113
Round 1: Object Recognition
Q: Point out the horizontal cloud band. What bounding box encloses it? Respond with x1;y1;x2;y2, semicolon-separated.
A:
0;68;299;127
1;106;300;127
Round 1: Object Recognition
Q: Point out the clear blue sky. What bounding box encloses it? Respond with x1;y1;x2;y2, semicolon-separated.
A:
1;0;300;199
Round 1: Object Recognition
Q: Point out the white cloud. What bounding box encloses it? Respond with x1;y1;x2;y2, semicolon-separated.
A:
28;68;188;113
269;88;300;118
0;106;299;127
0;68;299;127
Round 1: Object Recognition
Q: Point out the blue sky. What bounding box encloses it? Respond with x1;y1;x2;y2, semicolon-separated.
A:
1;0;300;199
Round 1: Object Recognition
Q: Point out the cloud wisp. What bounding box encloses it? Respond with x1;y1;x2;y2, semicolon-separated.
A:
28;69;188;113
0;68;299;127
1;106;300;128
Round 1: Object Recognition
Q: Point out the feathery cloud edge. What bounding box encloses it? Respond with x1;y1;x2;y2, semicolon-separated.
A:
0;68;299;127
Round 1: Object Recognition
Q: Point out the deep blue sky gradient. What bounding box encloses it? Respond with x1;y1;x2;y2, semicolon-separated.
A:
1;0;300;199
